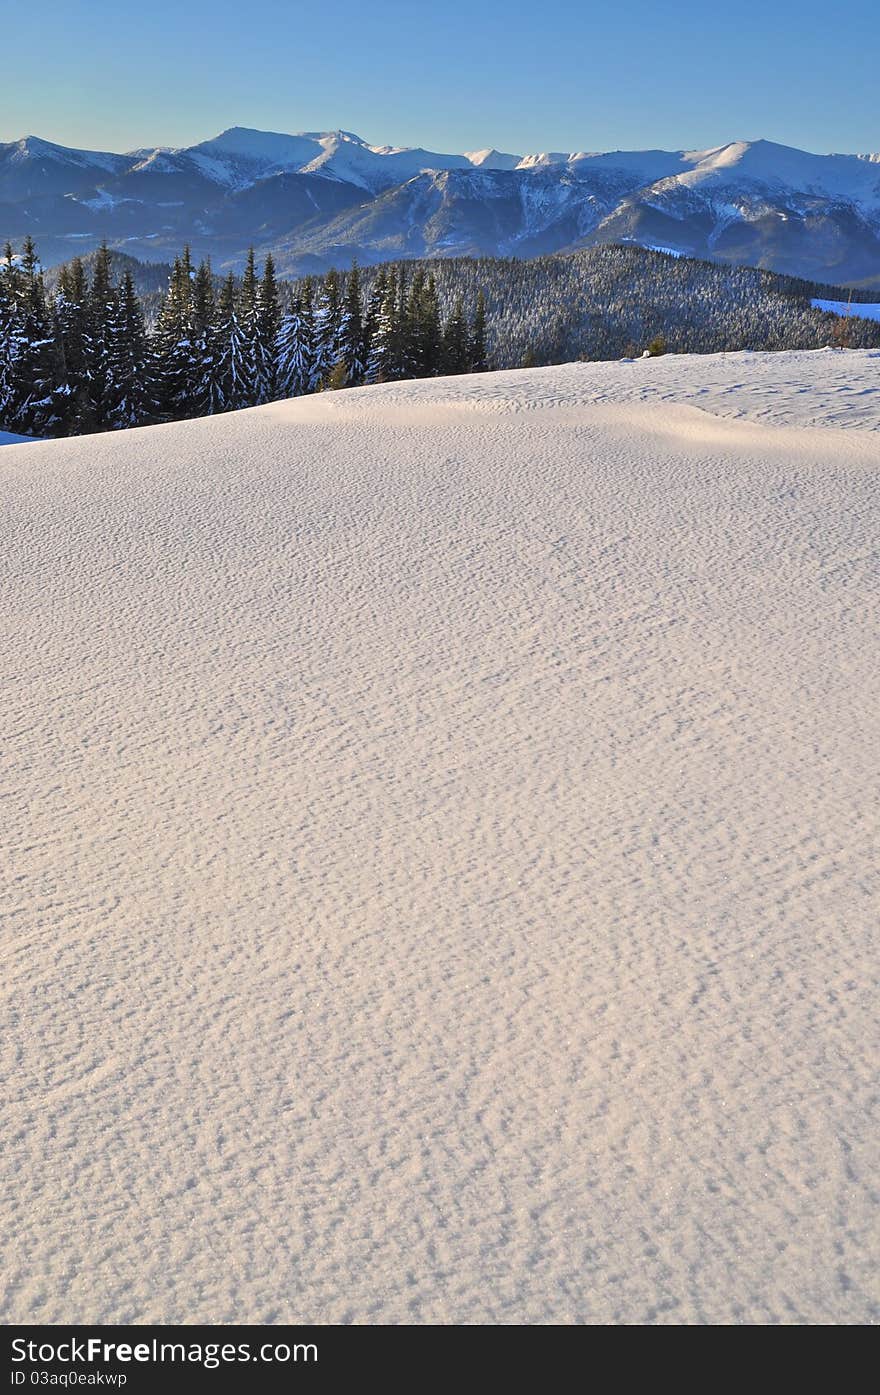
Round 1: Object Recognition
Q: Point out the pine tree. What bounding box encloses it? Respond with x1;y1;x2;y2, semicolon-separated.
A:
366;268;397;383
275;290;313;399
0;242;23;430
393;264;411;378
53;256;92;433
237;247;259;406
86;242;119;428
324;359;349;391
470;290;488;371
442;295;469;375
254;253;281;403
214;272;249;411
338;264;366;385
363;268;387;382
191;259;222;416
154;250;196;419
106;271;149;428
406;269;441;377
8;236;63;435
311;268;342;390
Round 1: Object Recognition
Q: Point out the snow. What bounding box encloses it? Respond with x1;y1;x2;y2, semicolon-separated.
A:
185;128;471;194
79;189;133;211
1;135;128;174
623;240;686;258
1;350;878;1325
0;430;32;446
465;148;523;170
812;298;880;323
675;139;880;207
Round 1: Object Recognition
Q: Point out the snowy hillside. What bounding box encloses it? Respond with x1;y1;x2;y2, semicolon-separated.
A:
812;298;880;322
2;351;878;1324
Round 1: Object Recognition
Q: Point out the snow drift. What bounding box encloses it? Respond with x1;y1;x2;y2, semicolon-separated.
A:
1;350;878;1324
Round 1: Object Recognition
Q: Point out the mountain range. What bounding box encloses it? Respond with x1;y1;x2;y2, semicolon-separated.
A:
3;126;880;285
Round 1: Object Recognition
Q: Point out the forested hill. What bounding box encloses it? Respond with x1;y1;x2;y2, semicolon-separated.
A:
43;240;880;368
346;246;880;367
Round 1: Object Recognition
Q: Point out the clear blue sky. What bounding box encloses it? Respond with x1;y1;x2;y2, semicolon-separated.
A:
4;0;879;156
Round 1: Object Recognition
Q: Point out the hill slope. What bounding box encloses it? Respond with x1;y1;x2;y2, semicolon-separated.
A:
2;351;878;1324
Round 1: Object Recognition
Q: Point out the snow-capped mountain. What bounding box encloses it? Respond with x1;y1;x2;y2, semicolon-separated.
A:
2;128;879;284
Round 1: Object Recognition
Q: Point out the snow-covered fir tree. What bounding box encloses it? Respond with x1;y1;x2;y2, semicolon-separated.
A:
311;268;343;390
275;289;313;398
338;264;366;385
106;271;150;428
214;273;250;411
253;254;280;404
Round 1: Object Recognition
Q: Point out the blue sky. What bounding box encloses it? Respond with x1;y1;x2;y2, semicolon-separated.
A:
4;0;879;155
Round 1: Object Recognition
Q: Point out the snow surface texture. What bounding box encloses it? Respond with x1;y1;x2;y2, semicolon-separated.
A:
2;350;878;1325
813;299;880;324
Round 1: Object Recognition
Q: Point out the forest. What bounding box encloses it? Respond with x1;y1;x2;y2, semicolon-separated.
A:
2;236;878;439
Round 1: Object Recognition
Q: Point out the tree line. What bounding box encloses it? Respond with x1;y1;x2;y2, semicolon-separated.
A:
359;245;880;368
0;237;489;438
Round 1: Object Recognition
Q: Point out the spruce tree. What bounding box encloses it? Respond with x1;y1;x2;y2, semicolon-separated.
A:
311;268;342;390
366;269;396;384
8;236;62;435
470;290;488;371
106;271;149;428
393;264;411;378
442;295;469;375
154;250;195;420
215;272;249;411
53;257;92;433
87;242;118;428
238;247;259;406
0;242;23;431
363;268;387;382
339;264;366;385
276;291;312;398
191;259;222;416
254;253;281;403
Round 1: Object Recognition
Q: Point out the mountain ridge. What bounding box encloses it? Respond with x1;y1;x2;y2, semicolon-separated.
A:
2;126;880;284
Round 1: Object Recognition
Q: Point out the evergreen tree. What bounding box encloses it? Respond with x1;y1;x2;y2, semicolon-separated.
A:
214;272;250;411
87;242;119;428
106;271;149;428
442;295;469;375
324;359;349;391
154;249;195;419
338;264;366;385
191;259;222;416
311;268;342;390
8;236;62;435
365;268;396;384
276;290;313;398
254;253;281;403
53;257;92;433
0;242;23;429
406;269;441;377
470;290;488;371
363;268;387;382
393;264;411;378
237;247;259;405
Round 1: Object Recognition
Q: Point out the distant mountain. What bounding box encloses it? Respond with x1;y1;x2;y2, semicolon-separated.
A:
2;128;880;285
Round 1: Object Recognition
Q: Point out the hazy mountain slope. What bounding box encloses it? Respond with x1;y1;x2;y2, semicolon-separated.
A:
2;128;879;283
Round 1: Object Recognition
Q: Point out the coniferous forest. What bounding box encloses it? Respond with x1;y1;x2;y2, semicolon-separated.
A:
0;238;488;438
2;235;878;440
